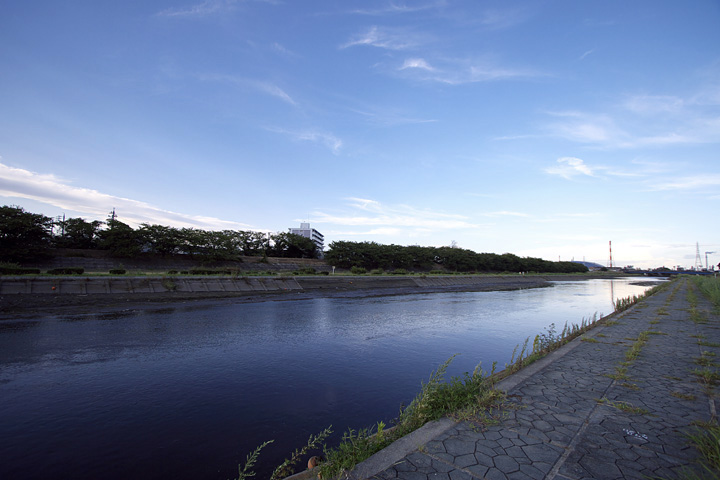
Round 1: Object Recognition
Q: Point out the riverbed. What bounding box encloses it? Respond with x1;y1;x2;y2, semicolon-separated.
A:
0;277;662;479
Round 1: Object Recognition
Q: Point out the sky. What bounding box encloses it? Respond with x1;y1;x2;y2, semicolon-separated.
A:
1;0;719;270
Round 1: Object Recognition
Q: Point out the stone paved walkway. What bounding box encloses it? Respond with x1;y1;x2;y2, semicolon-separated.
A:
351;278;719;479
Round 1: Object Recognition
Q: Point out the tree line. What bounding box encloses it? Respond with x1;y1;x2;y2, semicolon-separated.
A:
1;205;588;273
0;205;318;262
324;241;588;274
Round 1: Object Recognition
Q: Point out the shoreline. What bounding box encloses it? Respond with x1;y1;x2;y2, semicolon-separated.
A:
0;273;640;316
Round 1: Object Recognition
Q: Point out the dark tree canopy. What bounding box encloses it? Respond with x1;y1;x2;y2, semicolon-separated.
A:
325;241;588;274
268;232;318;259
0;205;53;262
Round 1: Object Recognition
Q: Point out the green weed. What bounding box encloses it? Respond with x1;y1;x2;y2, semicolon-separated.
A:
597;397;649;415
670;391;696;401
231;440;273;480
271;427;332;480
684;422;720;478
318;356;504;479
693;367;720;387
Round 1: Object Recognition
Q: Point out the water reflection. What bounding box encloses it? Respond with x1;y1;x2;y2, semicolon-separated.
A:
0;278;664;480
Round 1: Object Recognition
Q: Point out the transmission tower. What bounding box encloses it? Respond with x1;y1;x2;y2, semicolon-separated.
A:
695;242;703;270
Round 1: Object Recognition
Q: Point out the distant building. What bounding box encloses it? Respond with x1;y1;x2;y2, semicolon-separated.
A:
289;223;324;254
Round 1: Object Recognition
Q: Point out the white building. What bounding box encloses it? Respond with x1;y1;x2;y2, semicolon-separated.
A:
289;223;324;254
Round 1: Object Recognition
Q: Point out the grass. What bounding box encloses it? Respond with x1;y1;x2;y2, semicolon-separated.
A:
692;367;720;394
624;330;653;362
318;356;505;479
694;276;720;311
670;391;697;401
597;397;649;415
613;282;670;314
677;422;720;480
694;352;719;368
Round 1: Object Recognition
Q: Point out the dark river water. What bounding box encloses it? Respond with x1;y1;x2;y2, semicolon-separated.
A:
0;278;661;479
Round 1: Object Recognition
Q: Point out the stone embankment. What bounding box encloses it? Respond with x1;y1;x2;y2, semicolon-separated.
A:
0;275;549;312
0;274;550;296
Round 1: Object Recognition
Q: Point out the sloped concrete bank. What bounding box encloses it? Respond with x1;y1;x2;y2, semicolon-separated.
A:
0;275;552;313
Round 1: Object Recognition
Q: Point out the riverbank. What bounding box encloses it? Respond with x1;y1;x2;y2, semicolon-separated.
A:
0;273;631;315
335;277;718;479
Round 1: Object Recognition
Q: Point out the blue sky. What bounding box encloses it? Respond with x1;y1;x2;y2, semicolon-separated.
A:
1;0;719;269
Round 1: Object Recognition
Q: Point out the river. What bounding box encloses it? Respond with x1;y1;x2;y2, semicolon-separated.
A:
0;277;662;479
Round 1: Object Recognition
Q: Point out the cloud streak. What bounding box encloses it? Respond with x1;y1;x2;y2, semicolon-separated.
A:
199;74;298;106
312;197;481;231
266;128;343;154
545;157;595;179
340;26;429;50
0;162;253;230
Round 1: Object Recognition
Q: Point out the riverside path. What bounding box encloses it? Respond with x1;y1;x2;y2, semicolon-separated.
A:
346;278;718;479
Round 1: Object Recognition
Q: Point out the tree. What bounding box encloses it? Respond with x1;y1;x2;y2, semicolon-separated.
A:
0;205;54;262
97;217;141;257
54;217;102;249
137;224;183;256
269;232;318;258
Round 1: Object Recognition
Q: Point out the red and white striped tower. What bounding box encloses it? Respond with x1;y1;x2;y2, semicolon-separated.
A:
608;241;613;268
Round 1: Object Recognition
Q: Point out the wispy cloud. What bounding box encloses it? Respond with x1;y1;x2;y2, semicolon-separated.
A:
397;56;542;85
254;81;297;106
157;0;238;17
483;211;530;218
544;111;619;143
545;157;595;179
579;49;594;60
0;162;254;230
198;74;297;106
399;58;435;71
157;0;277;17
312;197;480;231
649;174;720;191
349;1;446;16
340;26;429;50
266;127;343;154
622;94;685;114
349;105;437;127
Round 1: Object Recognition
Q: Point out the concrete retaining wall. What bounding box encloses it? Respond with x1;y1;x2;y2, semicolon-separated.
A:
0;275;547;296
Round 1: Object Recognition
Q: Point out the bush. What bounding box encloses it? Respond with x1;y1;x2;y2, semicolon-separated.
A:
167;270;178;275
369;269;384;275
391;268;409;275
429;270;445;275
350;266;367;274
320;271;330;275
47;267;84;275
0;263;41;275
109;269;126;275
189;268;232;275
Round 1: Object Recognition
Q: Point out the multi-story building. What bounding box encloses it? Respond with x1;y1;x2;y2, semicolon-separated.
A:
289;223;324;254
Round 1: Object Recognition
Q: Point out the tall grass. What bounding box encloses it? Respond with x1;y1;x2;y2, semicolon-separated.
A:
694;276;720;310
504;314;601;374
614;281;671;313
318;356;504;479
